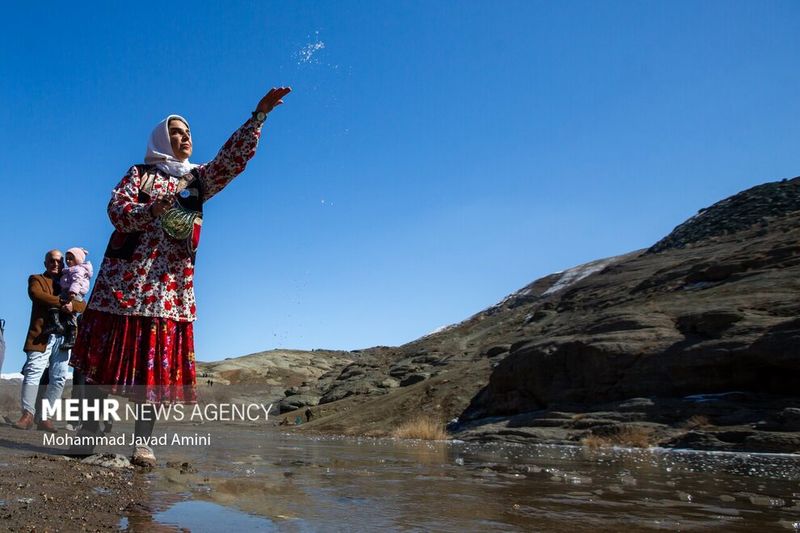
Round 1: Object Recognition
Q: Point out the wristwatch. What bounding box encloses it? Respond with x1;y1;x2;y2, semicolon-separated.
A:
252;110;267;123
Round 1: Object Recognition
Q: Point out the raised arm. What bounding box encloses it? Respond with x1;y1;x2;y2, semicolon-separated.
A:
200;87;291;201
107;165;157;233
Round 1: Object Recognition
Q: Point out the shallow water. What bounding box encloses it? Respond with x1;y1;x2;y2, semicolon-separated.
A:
120;424;800;531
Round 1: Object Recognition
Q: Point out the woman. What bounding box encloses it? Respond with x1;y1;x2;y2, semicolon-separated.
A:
71;87;291;466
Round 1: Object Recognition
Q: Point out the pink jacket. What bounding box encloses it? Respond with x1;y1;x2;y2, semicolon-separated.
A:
60;262;93;297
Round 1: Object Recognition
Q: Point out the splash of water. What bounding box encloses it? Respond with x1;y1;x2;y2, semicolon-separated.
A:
297;32;326;64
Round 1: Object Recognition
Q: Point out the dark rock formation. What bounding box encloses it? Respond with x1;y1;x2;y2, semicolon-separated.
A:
459;185;800;424
278;394;321;413
648;176;800;253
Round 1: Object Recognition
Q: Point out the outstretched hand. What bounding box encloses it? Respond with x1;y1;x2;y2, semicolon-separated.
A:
255;87;292;115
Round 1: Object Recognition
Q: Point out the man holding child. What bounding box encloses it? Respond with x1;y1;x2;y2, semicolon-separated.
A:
14;249;87;432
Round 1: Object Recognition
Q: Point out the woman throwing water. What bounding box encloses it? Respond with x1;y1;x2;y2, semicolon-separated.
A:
71;86;291;466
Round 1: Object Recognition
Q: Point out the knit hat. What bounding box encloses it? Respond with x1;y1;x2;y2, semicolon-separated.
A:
66;247;88;265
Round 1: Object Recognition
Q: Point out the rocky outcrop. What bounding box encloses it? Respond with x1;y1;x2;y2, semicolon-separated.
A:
278;394;320;413
317;362;387;403
196;349;354;409
453;393;800;453
214;176;800;453
462;206;800;422
648;176;800;253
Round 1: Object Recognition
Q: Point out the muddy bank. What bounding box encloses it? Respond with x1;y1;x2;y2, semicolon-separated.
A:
0;420;188;532
0;450;142;531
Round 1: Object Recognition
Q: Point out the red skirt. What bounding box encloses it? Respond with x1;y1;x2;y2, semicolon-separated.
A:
70;309;197;403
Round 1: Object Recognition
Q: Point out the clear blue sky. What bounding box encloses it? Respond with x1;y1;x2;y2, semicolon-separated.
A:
1;1;799;373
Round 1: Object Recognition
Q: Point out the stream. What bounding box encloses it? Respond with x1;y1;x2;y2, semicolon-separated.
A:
117;424;800;531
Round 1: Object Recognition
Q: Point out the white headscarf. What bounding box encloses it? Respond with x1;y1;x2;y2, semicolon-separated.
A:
144;114;199;176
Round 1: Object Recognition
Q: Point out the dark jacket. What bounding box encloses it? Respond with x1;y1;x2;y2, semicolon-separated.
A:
24;273;86;352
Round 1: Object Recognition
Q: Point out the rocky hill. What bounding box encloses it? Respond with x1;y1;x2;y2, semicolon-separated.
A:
203;176;800;453
648;177;800;253
196;349;354;410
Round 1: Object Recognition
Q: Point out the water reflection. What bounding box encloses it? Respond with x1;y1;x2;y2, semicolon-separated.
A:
156;501;278;531
120;424;800;531
124;500;280;532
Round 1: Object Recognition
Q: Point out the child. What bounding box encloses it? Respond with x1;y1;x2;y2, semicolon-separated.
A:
48;247;93;349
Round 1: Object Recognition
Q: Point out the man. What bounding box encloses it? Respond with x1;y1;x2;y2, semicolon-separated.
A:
14;250;86;432
0;318;5;374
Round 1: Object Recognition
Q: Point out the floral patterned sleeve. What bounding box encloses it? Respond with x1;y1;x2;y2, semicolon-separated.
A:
107;165;156;233
199;117;263;201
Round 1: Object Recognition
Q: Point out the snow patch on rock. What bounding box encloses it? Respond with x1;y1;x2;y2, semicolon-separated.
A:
543;257;618;296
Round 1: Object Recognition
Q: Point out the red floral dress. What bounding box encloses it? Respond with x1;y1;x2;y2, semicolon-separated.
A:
71;117;263;403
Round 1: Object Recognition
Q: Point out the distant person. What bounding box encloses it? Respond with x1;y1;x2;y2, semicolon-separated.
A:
305;407;314;422
44;247;93;349
0;318;5;375
14;250;86;432
70;86;291;467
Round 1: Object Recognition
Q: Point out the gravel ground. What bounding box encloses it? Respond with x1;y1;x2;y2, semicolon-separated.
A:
0;422;152;532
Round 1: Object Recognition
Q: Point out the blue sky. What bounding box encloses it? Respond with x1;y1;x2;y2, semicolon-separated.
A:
1;1;799;372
